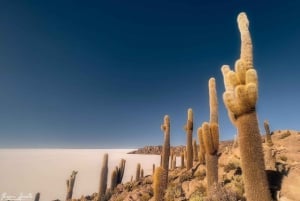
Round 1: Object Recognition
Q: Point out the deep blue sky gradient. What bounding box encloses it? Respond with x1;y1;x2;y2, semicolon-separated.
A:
0;1;299;148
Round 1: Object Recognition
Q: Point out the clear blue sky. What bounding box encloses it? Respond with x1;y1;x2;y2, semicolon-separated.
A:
0;1;299;148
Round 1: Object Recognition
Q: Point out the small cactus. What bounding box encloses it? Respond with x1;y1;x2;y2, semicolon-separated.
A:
136;163;141;181
98;153;108;201
66;170;78;201
34;193;40;201
264;120;273;146
153;167;167;201
184;108;194;170
181;151;185;169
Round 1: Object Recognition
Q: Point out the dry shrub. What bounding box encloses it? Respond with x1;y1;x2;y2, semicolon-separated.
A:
205;184;244;201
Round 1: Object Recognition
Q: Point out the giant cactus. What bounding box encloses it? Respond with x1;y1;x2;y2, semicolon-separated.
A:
221;12;271;201
98;153;108;201
184;108;193;170
160;115;170;189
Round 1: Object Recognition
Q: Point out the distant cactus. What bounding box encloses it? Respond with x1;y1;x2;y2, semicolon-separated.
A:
66;170;78;201
34;192;40;201
98;153;108;201
136;163;141;181
110;170;117;190
184;108;194;170
160;115;170;189
181;151;185;169
141;168;144;178
153;167;167;201
115;158;126;184
264;120;273;146
220;12;271;201
193;139;199;162
153;164;156;174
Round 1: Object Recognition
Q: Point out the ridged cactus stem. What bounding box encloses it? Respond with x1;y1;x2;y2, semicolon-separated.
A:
221;12;271;201
66;170;78;201
98;153;108;201
237;112;271;200
202;122;219;194
153;167;166;201
161;115;170;189
184;108;193;170
264;120;273;146
209;78;218;124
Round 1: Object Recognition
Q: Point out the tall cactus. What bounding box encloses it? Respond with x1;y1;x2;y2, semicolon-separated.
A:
221;12;271;201
153;167;167;201
98;153;108;201
66;170;78;201
110;158;126;190
160;115;170;189
184;108;193;170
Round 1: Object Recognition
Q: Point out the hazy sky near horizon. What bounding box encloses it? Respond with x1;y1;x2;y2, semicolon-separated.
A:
0;1;300;148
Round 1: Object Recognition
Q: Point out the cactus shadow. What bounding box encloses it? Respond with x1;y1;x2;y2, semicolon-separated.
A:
266;162;290;200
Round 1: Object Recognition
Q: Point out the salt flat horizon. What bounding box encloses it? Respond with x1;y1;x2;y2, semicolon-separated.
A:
0;149;161;201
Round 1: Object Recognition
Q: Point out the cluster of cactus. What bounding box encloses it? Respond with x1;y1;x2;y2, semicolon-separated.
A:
66;170;78;201
221;12;271;201
184;108;194;170
110;158;126;190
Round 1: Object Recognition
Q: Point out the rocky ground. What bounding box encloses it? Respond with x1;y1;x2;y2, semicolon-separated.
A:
72;130;300;201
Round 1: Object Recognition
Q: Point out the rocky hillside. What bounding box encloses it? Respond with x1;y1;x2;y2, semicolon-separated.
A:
71;129;300;201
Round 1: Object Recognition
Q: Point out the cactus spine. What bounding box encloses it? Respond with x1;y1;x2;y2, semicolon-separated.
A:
98;153;108;201
66;170;78;201
160;115;170;189
184;108;193;170
264;120;273;146
221;12;271;201
153;167;166;201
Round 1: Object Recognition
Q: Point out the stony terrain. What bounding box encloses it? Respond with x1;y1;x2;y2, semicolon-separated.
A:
71;129;300;201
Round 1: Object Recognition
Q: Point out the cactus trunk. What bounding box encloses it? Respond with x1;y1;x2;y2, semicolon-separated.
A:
237;112;271;201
